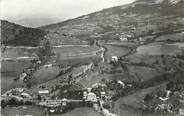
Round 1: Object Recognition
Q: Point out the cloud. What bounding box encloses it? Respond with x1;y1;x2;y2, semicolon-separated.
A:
0;0;135;27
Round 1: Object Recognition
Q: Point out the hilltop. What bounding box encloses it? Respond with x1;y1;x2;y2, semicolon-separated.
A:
39;0;184;44
1;20;47;47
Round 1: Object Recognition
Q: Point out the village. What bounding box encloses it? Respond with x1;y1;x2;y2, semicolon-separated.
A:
1;0;184;115
1;30;184;115
1;53;130;116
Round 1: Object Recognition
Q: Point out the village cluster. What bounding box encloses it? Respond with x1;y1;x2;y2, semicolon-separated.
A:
1;78;131;116
1;54;130;116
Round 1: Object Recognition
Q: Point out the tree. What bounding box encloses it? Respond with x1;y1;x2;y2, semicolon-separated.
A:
1;100;7;108
37;39;53;61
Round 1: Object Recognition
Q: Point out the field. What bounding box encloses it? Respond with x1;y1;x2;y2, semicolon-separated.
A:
127;54;158;64
155;32;184;42
1;61;31;93
127;65;161;82
1;60;31;73
31;66;60;85
104;45;131;59
2;46;100;60
1;106;45;116
54;46;100;59
136;42;183;56
113;83;166;116
1;46;100;93
62;107;102;116
1;47;38;59
1;74;24;93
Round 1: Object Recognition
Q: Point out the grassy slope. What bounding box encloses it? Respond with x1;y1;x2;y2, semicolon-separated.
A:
1;20;47;46
39;0;184;45
113;83;166;116
1;106;45;116
62;107;102;116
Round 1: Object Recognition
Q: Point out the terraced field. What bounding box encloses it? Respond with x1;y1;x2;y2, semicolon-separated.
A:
136;42;184;56
1;106;45;116
104;44;132;59
1;45;101;93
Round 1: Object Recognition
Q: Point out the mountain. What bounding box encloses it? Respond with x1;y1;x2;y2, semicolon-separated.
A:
1;20;47;47
1;0;183;46
39;0;184;44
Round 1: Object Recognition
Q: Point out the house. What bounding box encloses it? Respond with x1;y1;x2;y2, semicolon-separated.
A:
19;73;27;81
38;90;49;94
92;83;107;88
43;64;53;68
100;92;106;98
83;91;87;100
117;80;125;88
87;88;92;93
16;88;25;93
126;34;132;38
86;92;97;102
100;91;107;101
20;93;32;99
111;56;118;62
40;99;61;107
61;98;67;106
120;37;128;42
11;96;23;102
38;90;49;101
37;60;42;64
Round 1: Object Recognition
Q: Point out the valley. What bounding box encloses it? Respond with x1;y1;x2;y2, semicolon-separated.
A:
1;0;184;116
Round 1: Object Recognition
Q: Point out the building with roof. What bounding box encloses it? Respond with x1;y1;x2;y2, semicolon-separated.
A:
111;56;118;62
86;92;97;102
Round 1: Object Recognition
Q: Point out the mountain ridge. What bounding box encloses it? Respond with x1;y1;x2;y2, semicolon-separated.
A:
38;0;184;45
1;20;47;46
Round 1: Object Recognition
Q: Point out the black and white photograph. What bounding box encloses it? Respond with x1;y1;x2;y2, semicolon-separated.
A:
1;0;184;115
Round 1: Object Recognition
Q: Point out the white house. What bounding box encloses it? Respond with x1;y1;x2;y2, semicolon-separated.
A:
100;92;106;98
37;60;42;64
43;64;53;68
117;80;125;88
126;34;132;38
87;88;92;93
38;90;49;94
61;98;67;106
86;92;97;102
120;37;128;42
20;93;32;99
83;91;87;100
111;56;118;62
19;73;27;81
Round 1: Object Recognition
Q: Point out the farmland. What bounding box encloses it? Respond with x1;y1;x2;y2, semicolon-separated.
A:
1;45;101;93
113;83;166;116
62;107;102;116
104;44;132;59
1;106;45;116
136;42;184;56
1;0;184;115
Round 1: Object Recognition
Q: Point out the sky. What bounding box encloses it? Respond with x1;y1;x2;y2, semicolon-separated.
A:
0;0;135;27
